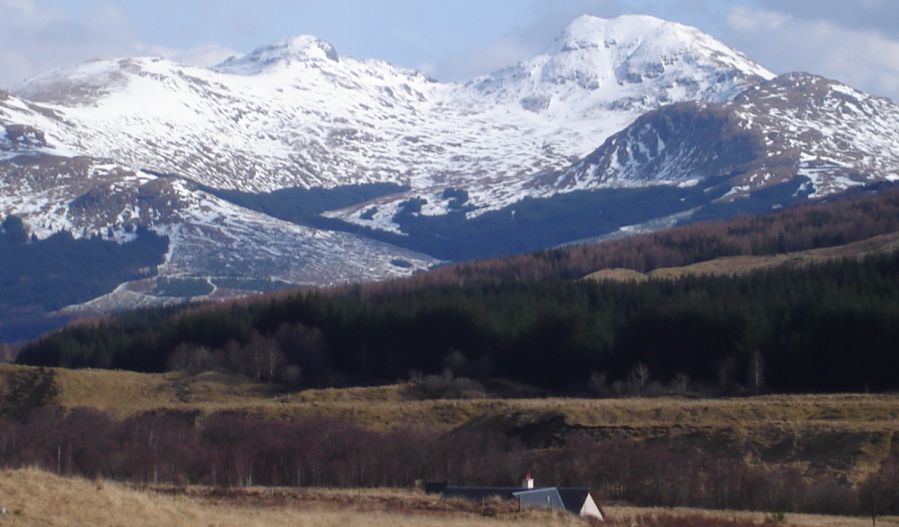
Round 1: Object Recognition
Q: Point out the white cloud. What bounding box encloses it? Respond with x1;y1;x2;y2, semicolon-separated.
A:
436;36;538;81
427;1;621;81
2;0;899;104
426;0;899;100
140;43;238;68
0;1;236;89
726;5;788;32
415;61;436;76
0;0;135;88
176;43;239;67
724;5;899;100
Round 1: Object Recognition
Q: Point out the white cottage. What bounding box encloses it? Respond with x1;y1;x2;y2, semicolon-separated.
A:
428;473;605;521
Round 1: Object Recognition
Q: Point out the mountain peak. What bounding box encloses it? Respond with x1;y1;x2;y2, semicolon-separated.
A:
214;35;339;74
550;14;760;66
471;13;773;113
556;14;669;51
276;35;340;61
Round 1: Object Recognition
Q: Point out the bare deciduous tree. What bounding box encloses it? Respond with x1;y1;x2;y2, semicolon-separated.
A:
673;373;690;395
589;371;608;395
629;363;650;395
748;350;765;395
717;356;737;393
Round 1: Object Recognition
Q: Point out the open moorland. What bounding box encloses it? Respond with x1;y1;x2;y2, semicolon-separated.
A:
1;468;898;527
5;363;899;429
3;363;899;486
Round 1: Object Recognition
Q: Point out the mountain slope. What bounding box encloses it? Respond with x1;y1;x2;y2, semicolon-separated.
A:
543;73;899;197
4;16;771;218
586;230;899;282
471;14;771;110
0;154;434;281
2;14;899;334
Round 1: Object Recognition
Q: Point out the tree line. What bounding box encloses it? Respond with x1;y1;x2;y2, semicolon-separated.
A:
0;406;896;516
18;250;899;393
410;185;899;286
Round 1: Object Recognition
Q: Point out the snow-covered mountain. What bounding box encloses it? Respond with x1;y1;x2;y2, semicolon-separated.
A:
4;15;772;221
1;14;899;321
548;72;899;196
472;14;771;109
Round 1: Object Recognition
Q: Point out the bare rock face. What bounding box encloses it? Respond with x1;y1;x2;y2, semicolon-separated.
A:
1;124;47;151
729;73;899;197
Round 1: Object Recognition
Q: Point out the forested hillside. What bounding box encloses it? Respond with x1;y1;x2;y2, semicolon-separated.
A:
18;249;899;393
416;185;899;285
0;215;169;342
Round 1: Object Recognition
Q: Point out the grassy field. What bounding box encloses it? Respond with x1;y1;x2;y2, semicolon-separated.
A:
1;468;897;527
585;231;899;282
3;363;899;485
0;468;587;527
4;364;899;429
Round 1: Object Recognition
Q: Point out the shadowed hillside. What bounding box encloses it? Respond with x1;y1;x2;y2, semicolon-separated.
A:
413;185;899;286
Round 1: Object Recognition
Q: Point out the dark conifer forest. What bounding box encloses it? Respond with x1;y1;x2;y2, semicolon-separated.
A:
0;215;169;342
13;187;899;393
417;185;899;284
17;250;899;393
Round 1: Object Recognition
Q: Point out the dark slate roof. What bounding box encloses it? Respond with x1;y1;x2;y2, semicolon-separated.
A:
556;487;593;514
512;488;566;510
441;485;598;515
441;486;523;501
423;481;448;494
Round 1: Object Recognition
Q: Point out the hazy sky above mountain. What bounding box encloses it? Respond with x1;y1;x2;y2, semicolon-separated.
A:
1;0;898;100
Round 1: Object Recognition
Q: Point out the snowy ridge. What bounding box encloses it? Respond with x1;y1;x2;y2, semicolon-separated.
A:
3;16;771;216
0;154;436;285
732;73;899;197
214;35;340;73
542;73;899;198
471;15;771;111
2;14;899;304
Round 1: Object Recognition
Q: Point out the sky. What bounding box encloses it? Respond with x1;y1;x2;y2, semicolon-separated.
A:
1;0;899;100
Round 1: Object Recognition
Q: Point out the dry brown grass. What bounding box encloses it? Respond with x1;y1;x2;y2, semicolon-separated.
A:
585;231;899;282
4;363;899;431
0;468;588;527
4;364;899;482
585;268;649;282
607;505;899;527
1;468;895;527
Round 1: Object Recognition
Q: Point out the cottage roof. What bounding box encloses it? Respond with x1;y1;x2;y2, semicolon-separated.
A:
512;488;566;509
441;486;524;501
556;487;594;514
436;482;603;520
